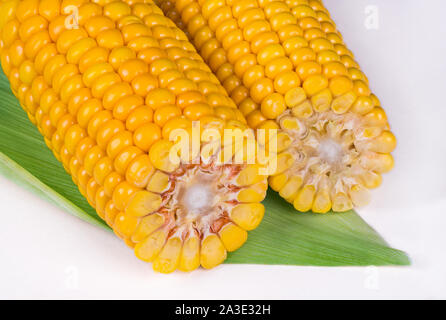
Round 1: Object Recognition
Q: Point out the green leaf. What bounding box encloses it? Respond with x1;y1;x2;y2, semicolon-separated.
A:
0;71;409;267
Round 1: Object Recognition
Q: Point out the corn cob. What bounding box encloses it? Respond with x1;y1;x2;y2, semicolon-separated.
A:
0;0;268;273
155;0;397;213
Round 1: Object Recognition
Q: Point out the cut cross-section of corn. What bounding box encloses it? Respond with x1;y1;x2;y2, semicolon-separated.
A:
156;0;396;213
0;0;267;273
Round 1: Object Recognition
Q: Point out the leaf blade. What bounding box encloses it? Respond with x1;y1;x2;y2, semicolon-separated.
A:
227;191;409;266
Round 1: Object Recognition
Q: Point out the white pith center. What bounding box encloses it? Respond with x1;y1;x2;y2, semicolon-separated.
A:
175;171;219;224
278;111;366;184
183;184;213;212
164;164;242;237
274;110;386;209
318;138;344;166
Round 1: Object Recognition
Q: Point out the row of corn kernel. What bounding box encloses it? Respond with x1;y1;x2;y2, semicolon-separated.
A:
117;2;267;264
127;0;251;122
283;0;386;116
255;0;371;117
121;1;267;270
283;0;394;143
287;1;362;72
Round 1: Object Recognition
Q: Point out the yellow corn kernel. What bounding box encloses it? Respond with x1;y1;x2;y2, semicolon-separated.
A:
294;184;316;212
312;189;332;214
351;95;374;115
134;229;168;262
362;153;394;174
149;139;178;173
368;131;397;153
104;200;119;227
126;106;154;132
152;236;182;274
275;152;295;175
179;235;200;272
279;176;303;202
349;184;371;207
249;78;274;104
236;164;266;186
236;181;268;202
67;38;97;65
113;211;139;239
269;172;289;192
331;91;356;114
126;190;162;217
260;93;286;120
291;100;313;119
303;74;328;96
114;146;143;176
311;88;332;112
230;203;265;231
200;234;227;270
285;87;307;108
219;223;248;252
131;213;165;243
106;130;133;159
274;70;301;95
93;157;113;186
112;181;139;212
332;192;353;212
146;170;170;193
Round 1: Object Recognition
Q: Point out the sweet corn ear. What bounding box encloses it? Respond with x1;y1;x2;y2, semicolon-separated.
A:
157;0;397;213
0;0;267;272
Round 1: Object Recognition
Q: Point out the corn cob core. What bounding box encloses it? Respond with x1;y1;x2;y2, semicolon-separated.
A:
0;0;268;273
156;0;397;213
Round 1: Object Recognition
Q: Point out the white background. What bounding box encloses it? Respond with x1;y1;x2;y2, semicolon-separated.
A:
1;0;446;299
